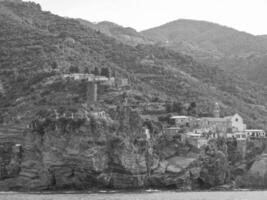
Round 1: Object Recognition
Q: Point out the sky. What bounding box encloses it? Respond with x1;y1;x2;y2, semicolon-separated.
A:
30;0;267;35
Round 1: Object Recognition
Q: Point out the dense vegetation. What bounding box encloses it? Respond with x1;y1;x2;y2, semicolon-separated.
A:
142;19;267;85
0;1;266;131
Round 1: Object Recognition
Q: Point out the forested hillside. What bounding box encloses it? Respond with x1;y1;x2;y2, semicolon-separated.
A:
0;1;267;129
77;19;154;46
142;19;267;85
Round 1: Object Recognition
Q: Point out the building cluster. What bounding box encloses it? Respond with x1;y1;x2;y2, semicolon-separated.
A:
62;73;129;88
62;73;112;83
165;102;266;148
61;73;129;105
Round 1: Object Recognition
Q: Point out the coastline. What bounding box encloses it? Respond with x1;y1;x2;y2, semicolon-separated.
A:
0;187;262;195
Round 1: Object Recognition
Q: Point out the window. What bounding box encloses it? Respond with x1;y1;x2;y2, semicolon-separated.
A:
235;118;238;122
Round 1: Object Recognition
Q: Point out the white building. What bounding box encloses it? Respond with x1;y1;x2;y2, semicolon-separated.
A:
228;132;247;140
63;73;93;80
245;129;266;139
186;133;208;148
170;116;190;127
62;73;110;82
224;113;247;132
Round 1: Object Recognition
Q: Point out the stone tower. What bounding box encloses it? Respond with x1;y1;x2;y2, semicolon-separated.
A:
87;82;97;105
213;102;220;118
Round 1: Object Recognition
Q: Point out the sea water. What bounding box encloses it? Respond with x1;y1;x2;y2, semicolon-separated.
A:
0;190;267;200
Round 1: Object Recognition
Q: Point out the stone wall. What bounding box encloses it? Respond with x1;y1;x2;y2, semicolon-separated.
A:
0;142;22;182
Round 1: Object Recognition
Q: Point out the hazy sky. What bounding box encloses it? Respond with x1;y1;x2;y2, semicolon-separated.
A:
31;0;267;35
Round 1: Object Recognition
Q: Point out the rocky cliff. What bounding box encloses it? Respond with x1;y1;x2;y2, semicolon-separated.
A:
0;108;239;191
235;139;267;188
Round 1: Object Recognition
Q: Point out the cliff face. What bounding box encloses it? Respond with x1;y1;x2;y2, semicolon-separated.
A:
11;108;150;190
0;108;265;191
0;108;234;191
236;155;267;188
235;140;267;188
0;108;152;190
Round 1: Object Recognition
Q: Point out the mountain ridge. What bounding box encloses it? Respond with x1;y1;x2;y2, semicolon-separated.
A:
76;19;267;85
77;19;154;46
142;19;267;85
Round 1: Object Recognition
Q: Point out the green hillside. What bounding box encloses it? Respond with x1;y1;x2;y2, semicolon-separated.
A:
77;19;154;46
142;19;267;85
0;1;267;130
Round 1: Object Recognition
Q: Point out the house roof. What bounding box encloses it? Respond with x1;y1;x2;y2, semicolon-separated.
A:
245;129;265;132
199;113;242;122
171;116;189;119
186;133;202;137
224;113;242;120
166;127;180;130
199;117;227;122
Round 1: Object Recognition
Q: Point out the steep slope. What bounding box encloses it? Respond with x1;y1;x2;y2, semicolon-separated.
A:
77;19;154;46
0;1;267;129
259;35;267;40
142;19;267;85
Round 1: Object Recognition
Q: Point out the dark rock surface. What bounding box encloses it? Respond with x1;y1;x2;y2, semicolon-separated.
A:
0;110;266;191
0;108;196;190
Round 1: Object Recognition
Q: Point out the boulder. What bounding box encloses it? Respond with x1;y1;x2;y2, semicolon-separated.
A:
166;156;196;174
236;154;267;188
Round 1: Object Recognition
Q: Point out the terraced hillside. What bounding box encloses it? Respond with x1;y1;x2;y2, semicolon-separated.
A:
77;19;154;46
0;0;266;130
142;19;267;85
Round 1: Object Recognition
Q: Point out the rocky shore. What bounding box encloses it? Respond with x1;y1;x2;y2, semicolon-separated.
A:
0;108;265;191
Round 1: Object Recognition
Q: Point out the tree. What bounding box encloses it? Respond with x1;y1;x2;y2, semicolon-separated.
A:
227;138;242;165
188;102;197;116
165;102;173;113
58;31;68;39
84;67;90;74
69;66;79;73
101;67;111;78
51;61;58;69
92;67;100;75
173;101;183;113
199;139;230;188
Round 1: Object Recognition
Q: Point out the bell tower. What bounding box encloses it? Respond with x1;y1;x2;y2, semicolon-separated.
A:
213;102;220;118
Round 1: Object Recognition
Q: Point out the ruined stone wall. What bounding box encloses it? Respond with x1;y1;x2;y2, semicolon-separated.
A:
87;82;97;104
0;141;22;189
237;140;246;158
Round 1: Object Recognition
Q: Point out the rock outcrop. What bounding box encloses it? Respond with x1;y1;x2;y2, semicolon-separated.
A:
0;109;266;191
235;139;267;188
0;107;203;190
